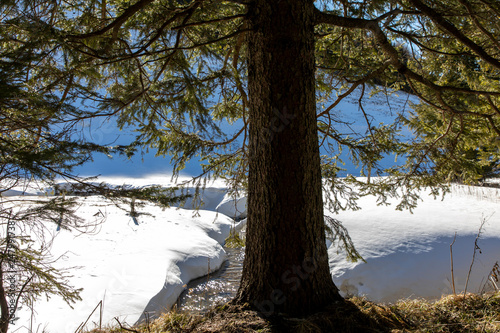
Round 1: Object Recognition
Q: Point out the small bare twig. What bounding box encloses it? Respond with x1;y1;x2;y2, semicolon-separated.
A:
464;216;490;296
145;311;151;333
489;263;500;291
114;317;139;332
450;232;457;295
75;300;103;333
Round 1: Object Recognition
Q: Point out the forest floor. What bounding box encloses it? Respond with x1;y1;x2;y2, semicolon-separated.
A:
88;291;500;333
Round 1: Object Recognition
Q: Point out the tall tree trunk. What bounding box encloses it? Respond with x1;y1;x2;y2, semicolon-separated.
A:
234;0;342;316
0;267;10;333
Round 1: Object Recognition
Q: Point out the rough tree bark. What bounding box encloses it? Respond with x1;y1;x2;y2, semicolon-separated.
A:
234;0;342;316
0;267;10;333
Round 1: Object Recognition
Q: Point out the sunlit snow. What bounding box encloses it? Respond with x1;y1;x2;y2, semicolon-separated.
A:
2;88;499;332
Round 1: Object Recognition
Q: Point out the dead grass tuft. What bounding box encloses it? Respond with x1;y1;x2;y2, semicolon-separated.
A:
86;292;500;333
191;303;271;332
388;292;500;332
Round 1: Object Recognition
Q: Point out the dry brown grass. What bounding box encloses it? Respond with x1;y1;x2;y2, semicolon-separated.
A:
386;292;500;332
86;292;500;333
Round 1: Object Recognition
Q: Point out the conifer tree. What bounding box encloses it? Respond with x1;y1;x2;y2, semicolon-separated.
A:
3;0;500;320
0;5;108;330
0;3;186;331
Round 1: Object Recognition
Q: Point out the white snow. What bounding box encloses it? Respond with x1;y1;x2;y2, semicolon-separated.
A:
216;193;247;220
330;184;500;302
7;192;237;333
4;180;498;332
2;88;499;331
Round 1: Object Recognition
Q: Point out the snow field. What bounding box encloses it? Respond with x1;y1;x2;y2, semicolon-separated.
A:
8;192;241;332
2;180;498;332
330;184;500;303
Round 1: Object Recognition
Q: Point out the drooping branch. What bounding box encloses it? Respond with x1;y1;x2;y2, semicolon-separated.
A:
317;62;390;118
315;6;500;140
314;8;372;29
406;0;500;70
171;13;246;30
315;7;500;97
68;0;158;39
132;9;194;56
457;0;500;52
68;24;248;63
386;27;472;57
